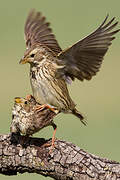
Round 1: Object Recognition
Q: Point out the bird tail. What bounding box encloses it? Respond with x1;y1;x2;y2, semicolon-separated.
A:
72;108;87;126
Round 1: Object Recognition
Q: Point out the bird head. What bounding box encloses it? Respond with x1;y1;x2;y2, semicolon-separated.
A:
14;97;32;113
14;97;29;106
19;47;39;65
14;96;36;112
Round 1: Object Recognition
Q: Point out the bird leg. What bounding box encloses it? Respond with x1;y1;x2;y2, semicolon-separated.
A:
51;122;57;148
48;122;57;154
41;122;57;152
34;104;59;114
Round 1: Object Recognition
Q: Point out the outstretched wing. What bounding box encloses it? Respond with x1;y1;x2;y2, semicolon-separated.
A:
57;15;120;81
24;9;62;55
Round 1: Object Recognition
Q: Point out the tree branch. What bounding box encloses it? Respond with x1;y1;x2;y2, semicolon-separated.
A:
0;134;120;180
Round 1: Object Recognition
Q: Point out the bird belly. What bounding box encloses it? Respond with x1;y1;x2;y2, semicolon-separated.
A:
31;80;64;110
32;80;52;105
30;63;75;111
30;76;73;111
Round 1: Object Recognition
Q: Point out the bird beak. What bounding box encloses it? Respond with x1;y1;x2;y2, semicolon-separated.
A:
14;97;22;103
19;57;28;64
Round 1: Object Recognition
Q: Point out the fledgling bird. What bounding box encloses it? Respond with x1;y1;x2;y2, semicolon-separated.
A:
20;10;119;125
10;96;57;145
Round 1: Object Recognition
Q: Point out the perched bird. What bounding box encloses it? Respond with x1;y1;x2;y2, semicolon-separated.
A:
10;96;57;146
20;10;119;125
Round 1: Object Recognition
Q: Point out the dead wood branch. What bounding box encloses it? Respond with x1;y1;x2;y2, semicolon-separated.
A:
0;133;120;180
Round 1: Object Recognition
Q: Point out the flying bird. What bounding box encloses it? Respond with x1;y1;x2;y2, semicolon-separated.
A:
20;10;119;125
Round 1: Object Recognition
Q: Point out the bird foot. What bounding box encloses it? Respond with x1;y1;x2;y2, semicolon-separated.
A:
41;141;56;154
34;104;59;114
43;140;56;154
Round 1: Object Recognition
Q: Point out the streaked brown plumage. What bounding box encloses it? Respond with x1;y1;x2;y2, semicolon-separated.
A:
20;10;119;125
10;96;57;136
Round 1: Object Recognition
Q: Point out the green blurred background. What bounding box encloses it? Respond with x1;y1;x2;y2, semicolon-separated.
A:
0;0;119;179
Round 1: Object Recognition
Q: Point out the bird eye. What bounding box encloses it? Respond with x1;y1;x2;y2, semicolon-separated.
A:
30;54;35;58
24;101;28;105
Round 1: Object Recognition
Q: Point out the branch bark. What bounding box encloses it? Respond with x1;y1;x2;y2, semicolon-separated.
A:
0;134;120;180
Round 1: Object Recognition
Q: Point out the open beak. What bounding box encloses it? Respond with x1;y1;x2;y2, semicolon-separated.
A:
14;97;22;103
19;57;28;64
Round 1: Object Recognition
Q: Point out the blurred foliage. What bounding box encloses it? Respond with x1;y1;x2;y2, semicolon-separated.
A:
0;0;119;179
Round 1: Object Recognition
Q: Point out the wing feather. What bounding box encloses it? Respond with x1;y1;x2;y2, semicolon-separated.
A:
24;9;62;55
57;15;119;81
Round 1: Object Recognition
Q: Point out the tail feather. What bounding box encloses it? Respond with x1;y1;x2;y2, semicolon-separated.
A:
72;109;87;126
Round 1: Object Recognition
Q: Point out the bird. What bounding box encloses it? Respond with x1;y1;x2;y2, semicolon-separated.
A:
10;96;57;146
19;9;119;126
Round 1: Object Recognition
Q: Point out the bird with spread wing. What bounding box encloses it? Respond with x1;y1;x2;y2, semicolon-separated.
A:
20;10;119;126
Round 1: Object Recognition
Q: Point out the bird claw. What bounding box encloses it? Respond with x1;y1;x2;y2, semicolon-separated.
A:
34;104;59;114
34;104;46;112
41;141;56;154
